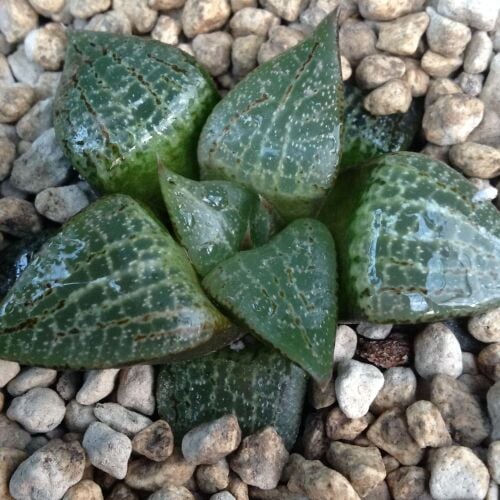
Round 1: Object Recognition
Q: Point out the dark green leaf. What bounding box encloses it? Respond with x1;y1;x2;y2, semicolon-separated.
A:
156;344;307;449
0;195;238;369
320;152;500;323
54;31;219;211
203;218;337;384
197;12;344;221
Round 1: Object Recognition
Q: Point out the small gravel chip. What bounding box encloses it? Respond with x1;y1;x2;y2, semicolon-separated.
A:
335;360;384;419
229;426;288;490
182;0;231;38
151;15;182;45
148;486;195;500
333;325;357;368
193;32;233;76
85;10;132;35
132;420;174;462
370;367;417;414
464;31;493;74
257;26;304;64
94;402;152;437
62;479;104;499
363;79;412;116
231;34;263;78
0;414;31;450
403;58;430;97
196;458;230;494
76;369;120;406
326;442;386;497
0;360;20;388
339;19;377;66
117;365;155;416
65;400;97;433
24;23;67;71
113;0;158;34
449;143;500;180
83;422;132;480
423;94;484;146
7;367;58;396
367;408;424;466
7;387;66;434
355;55;405;90
414;323;463;379
16;97;53;143
229;8;279;38
182;414;241;465
309;378;336;410
325;407;373;441
9;439;86;500
421;50;463;78
35;185;89;223
429;446;490;500
301;413;328;461
478;343;500;381
406;400;452;448
387;466;427;500
0;82;36;124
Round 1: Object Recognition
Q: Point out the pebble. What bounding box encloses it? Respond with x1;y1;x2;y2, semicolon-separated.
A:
148;486;195;500
333;325;357;368
309;377;336;410
370;367;417;414
259;0;307;22
182;414;241;465
406;400;452;448
302;413;327;460
286;454;359;500
7;387;66;434
76;369;120;406
0;179;28;200
425;78;461;108
0;136;15;181
182;0;231;38
0;0;38;44
358;0;424;21
28;0;65;17
429;445;490;500
0;55;14;83
116;365;155;416
449;143;500;179
24;23;67;71
435;0;499;31
63;479;104;500
10;128;71;194
113;0;158;34
431;374;491;446
69;0;111;19
478;343;500;381
357;322;393;340
340;55;352;81
339;19;377;65
149;0;186;9
57;372;82;402
94;402;152;437
367;408;424;466
0;197;42;237
85;10;132;35
457;72;484;97
0;82;35;124
7;46;44;87
0;360;21;388
229;426;288;490
151;15;182;45
107;482;139;500
231;35;263;78
426;7;471;58
469;308;500;343
192;32;233;76
464;31;493;74
230;0;256;10
65;400;97;432
16;97;53;142
423;94;484;146
35;184;89;223
471;178;498;203
0;414;31;450
35;71;61;100
387;466;427;500
83;422;132;480
258;26;304;64
209;492;234;500
9;439;86;500
125;450;196;491
414;323;463;379
8;370;56;400
0;448;27;498
488;441;500;485
376;12;429;56
326;442;386;497
421;51;463;78
363;79;412;116
488;382;500;440
196;459;230;494
335;360;384;419
325;406;373;441
229;8;279;38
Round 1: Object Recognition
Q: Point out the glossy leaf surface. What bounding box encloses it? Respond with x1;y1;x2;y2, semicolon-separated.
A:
54;31;219;211
340;83;422;169
320;152;500;323
197;12;343;221
203;219;337;384
0;195;238;369
156;344;307;449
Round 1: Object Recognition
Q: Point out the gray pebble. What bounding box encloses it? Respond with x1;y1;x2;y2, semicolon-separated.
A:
117;365;155;416
65;400;97;433
7;367;58;396
76;369;120;406
94;402;152;437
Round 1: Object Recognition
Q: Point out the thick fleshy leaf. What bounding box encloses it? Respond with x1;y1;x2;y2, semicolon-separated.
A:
320;152;500;323
54;31;219;211
156;343;307;449
0;195;238;369
340;83;422;169
203;219;337;384
197;11;343;221
158;166;259;276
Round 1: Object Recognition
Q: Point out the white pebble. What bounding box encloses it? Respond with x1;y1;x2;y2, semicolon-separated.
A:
94;402;152;437
117;365;155;416
7;367;58;396
76;369;120;406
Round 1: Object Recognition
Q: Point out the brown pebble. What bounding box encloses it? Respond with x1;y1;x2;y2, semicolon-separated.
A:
132;420;174;462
